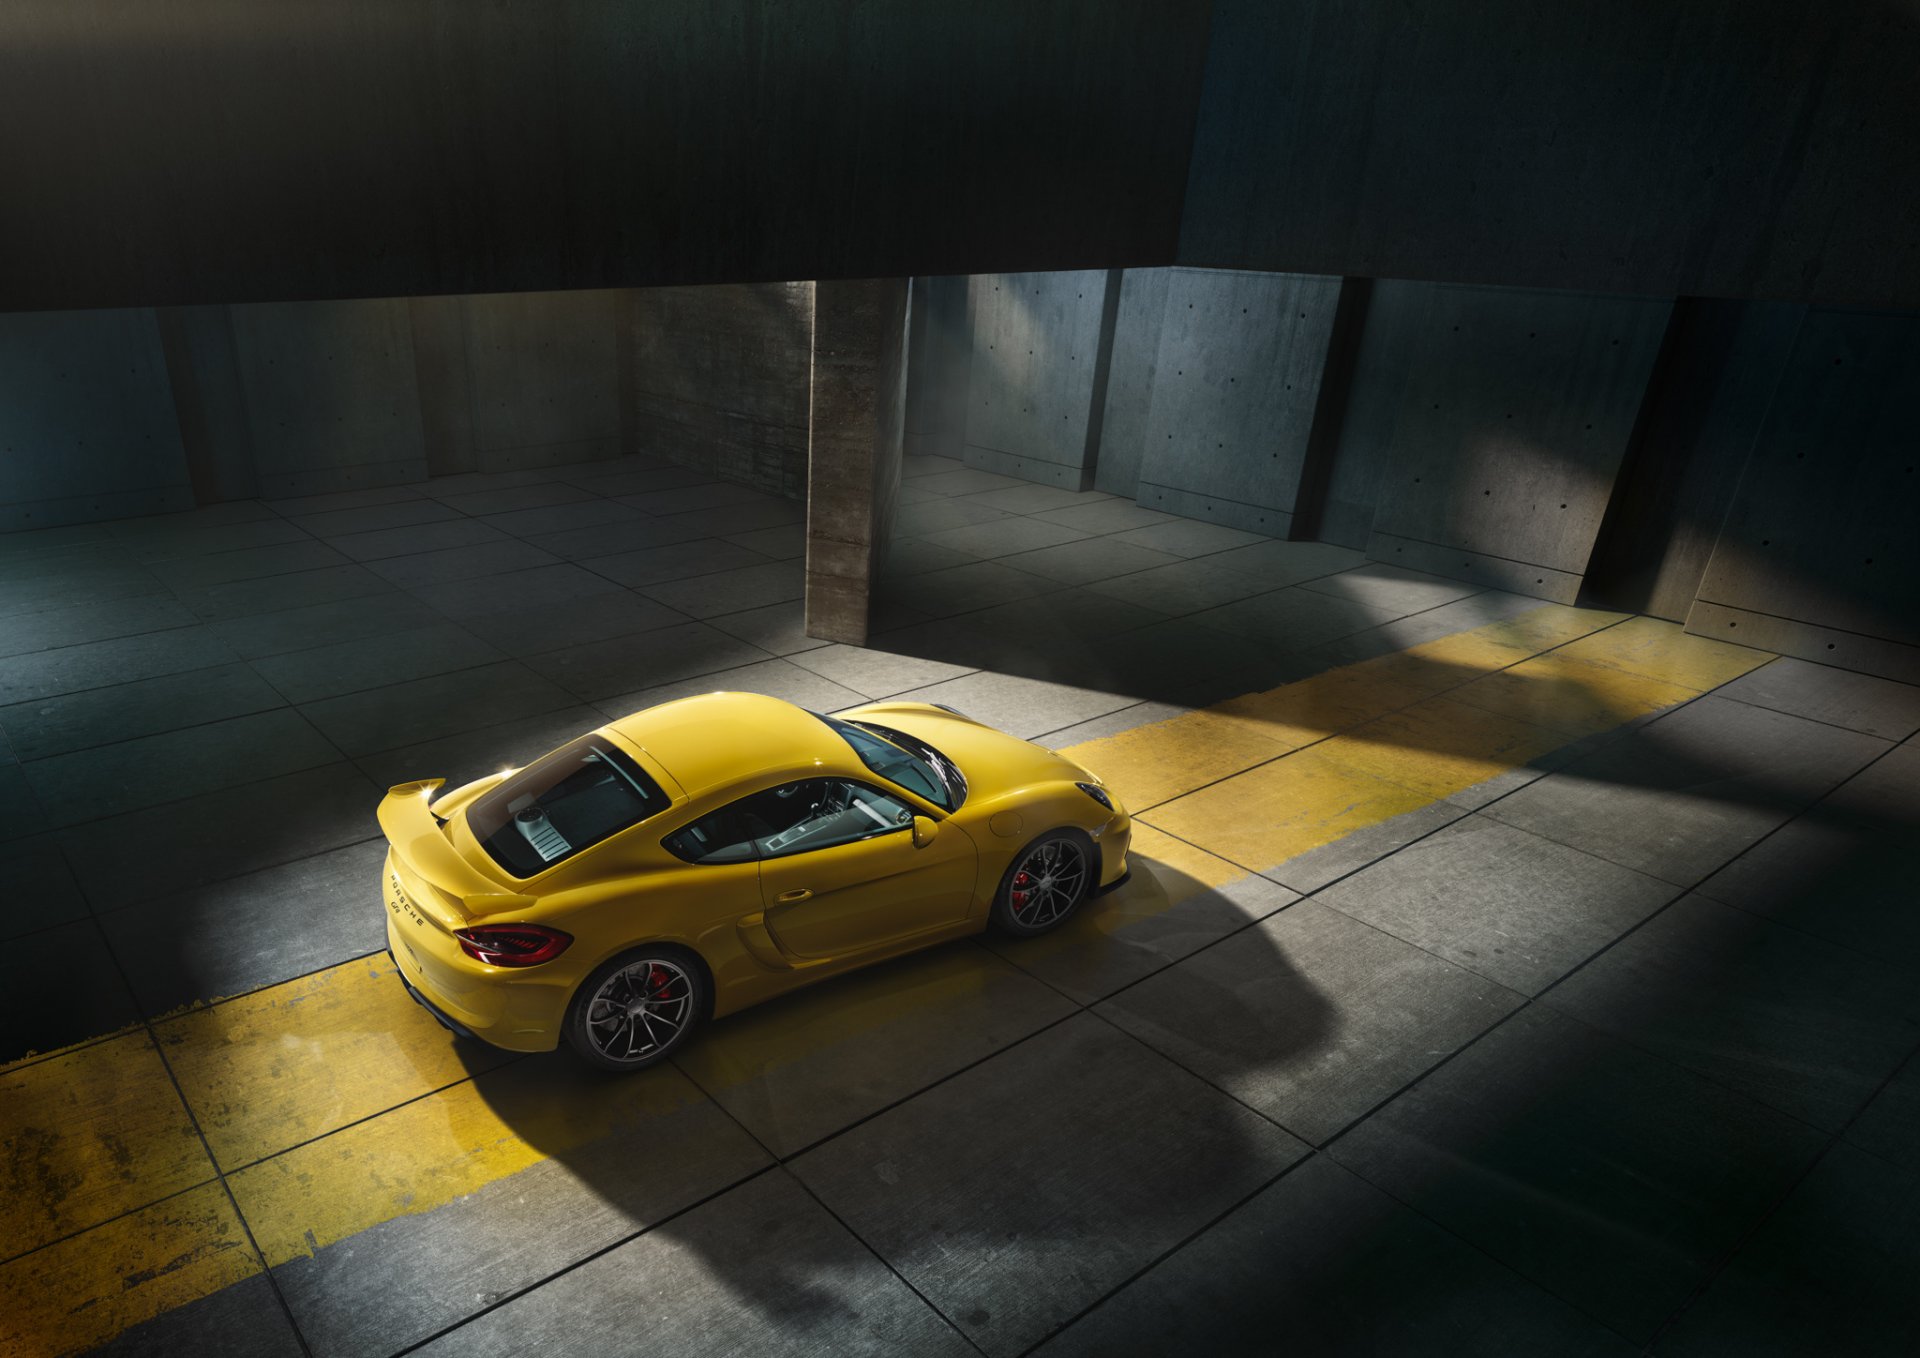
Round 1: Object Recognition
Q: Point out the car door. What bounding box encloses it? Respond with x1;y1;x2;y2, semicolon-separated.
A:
754;778;977;961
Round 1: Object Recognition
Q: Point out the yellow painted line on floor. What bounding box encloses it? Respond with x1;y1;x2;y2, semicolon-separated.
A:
1142;615;1771;875
226;1060;713;1267
0;1033;215;1262
1445;651;1703;739
156;951;517;1170
6;604;1775;1354
0;1181;261;1358
1312;695;1569;801
1552;613;1765;691
1144;748;1438;874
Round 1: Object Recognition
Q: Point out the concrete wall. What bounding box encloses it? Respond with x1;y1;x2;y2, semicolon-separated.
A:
624;283;814;500
1687;309;1920;682
1353;284;1673;603
1134;268;1342;535
0;282;816;528
903;276;971;465
227;299;428;500
0;308;193;530
1582;299;1806;621
962;272;1112;489
1093;269;1171;499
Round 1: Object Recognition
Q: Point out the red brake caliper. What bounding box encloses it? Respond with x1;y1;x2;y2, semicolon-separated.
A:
1012;870;1031;913
648;965;672;1001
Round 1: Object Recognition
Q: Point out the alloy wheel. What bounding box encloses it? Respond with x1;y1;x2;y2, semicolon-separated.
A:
584;957;694;1063
1008;838;1088;930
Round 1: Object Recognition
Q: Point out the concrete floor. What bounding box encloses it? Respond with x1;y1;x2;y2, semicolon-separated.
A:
3;454;1918;1356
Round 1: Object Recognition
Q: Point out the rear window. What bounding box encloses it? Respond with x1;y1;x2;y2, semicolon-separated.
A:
467;735;668;877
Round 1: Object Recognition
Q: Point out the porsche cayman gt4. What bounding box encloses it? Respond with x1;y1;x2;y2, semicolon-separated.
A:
379;692;1131;1070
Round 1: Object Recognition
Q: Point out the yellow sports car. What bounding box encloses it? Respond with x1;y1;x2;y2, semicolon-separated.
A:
378;692;1131;1070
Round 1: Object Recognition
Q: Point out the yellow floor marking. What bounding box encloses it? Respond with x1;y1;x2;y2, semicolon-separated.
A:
0;1033;214;1262
1446;652;1700;738
1463;601;1629;654
1313;696;1570;801
1552;614;1768;691
157;952;515;1171
226;1060;713;1267
1060;710;1295;811
0;1182;259;1358
1143;748;1437;875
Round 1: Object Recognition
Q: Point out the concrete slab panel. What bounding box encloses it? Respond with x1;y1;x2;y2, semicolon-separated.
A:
1485;696;1890;885
1361;283;1671;593
1331;1006;1826;1344
207;590;442;660
407;562;625;619
790;1014;1308;1358
642;560;805;619
1712;655;1920;740
1036;1154;1635;1358
0;308;193;532
462;289;621;467
1546;893;1920;1131
411;1170;972;1358
1135;268;1342;537
102;838;389;1017
525;622;766;702
965;271;1109;485
1316;817;1677;996
454;589;687;657
301;660;580;755
1104;900;1523;1145
0;662;286;760
0;595;198;661
1657;1143;1920;1358
55;761;380;911
229;298;427;496
680;941;1075;1158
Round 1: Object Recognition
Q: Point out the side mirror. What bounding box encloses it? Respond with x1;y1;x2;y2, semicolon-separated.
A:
911;815;938;849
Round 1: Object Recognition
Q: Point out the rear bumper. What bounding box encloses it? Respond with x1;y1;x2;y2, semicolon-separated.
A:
384;902;563;1054
390;952;478;1041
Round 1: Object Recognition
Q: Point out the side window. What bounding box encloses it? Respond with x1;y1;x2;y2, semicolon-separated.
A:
663;779;914;864
755;780;914;857
662;809;759;864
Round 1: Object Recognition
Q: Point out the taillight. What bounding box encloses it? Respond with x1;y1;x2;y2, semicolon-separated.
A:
453;924;572;967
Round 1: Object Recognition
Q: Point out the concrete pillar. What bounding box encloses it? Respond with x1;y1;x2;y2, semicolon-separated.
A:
805;278;910;645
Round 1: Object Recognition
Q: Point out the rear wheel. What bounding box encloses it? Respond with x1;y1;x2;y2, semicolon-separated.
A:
564;945;708;1072
990;830;1093;937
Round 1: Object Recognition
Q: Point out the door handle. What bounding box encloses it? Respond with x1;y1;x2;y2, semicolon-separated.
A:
775;888;812;903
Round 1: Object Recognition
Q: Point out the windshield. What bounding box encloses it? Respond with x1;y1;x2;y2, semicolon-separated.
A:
467;735;669;877
816;714;966;810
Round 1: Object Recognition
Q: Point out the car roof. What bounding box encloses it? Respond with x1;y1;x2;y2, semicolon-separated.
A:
603;692;850;800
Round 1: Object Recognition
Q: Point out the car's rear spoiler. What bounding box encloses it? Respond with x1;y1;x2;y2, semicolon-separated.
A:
378;780;535;922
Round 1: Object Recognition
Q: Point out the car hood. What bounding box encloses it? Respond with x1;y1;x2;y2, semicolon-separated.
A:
844;702;1098;804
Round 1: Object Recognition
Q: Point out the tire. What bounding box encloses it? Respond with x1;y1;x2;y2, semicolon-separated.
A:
563;944;710;1072
990;829;1094;937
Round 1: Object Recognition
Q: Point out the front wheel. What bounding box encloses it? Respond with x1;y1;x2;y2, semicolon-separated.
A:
564;945;708;1072
990;830;1093;937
